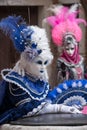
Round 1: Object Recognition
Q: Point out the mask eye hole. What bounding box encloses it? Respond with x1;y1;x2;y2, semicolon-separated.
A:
44;60;48;65
71;48;74;50
36;60;42;65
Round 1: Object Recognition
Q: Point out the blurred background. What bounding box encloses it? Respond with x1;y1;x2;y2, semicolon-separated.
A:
0;0;86;88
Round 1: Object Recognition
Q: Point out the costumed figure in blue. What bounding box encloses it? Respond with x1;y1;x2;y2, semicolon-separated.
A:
44;4;87;112
0;16;81;124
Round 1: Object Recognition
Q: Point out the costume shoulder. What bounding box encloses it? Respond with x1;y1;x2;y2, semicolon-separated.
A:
57;57;68;67
1;69;49;101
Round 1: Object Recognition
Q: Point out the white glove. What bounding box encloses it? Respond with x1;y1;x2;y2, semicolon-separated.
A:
59;104;82;114
37;103;82;115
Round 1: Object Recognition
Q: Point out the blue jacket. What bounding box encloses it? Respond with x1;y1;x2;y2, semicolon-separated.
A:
0;69;50;124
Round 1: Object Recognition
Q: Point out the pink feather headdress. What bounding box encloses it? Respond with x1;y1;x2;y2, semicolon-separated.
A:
45;4;86;46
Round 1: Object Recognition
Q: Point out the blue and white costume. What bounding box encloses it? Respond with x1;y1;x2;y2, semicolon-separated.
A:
0;15;82;124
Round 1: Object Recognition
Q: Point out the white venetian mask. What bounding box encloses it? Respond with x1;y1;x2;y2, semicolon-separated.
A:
65;43;75;56
63;34;77;56
21;50;53;81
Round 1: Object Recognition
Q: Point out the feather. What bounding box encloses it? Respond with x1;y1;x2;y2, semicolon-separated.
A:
45;4;87;46
47;4;63;15
69;3;80;13
0;15;27;52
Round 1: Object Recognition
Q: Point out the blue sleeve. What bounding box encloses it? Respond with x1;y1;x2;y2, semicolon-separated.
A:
0;99;43;124
0;102;31;124
0;80;7;107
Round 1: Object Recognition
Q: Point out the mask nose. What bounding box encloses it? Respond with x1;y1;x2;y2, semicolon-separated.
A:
68;49;74;55
41;64;46;69
69;50;72;54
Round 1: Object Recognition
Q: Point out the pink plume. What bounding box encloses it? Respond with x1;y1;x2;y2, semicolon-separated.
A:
46;4;87;46
76;19;87;26
46;16;58;27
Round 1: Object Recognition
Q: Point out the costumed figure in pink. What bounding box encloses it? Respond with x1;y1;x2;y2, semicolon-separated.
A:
45;4;87;83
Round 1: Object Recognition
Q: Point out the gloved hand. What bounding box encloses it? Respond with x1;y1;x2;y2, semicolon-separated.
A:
60;104;82;114
37;103;82;115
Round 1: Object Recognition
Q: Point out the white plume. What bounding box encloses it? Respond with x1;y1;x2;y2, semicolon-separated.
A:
69;3;80;13
47;4;63;15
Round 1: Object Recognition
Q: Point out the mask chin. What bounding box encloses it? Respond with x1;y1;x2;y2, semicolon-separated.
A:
39;69;49;81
